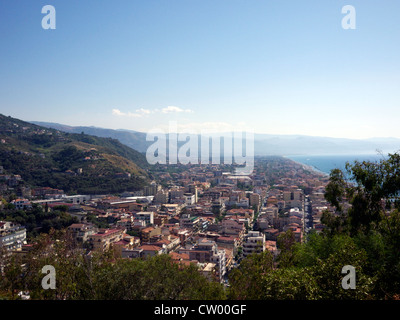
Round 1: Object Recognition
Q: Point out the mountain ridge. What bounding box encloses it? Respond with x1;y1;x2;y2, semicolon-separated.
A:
31;121;400;156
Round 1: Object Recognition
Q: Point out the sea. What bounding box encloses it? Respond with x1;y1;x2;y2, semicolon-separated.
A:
286;154;388;176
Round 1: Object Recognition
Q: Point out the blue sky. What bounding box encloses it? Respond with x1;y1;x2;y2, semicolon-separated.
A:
0;0;399;139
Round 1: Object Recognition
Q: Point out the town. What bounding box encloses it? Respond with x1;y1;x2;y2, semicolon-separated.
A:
0;156;333;288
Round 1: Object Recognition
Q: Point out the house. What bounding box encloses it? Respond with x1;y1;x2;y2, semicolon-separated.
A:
153;214;168;227
138;244;163;258
11;199;32;210
220;217;245;244
226;208;254;221
0;221;27;252
89;228;125;251
140;226;161;243
116;217;134;231
179;214;200;230
121;247;143;259
265;240;278;257
68;223;96;243
169;252;191;264
216;235;238;256
188;239;226;283
114;234;141;257
265;228;279;241
152;235;180;253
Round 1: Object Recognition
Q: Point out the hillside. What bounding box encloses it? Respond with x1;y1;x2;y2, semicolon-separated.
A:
0;114;149;194
32;121;150;153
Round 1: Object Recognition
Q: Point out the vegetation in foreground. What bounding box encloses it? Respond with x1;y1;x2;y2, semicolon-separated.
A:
1;154;400;300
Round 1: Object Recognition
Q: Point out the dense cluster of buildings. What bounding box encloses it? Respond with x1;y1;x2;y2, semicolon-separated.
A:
0;158;334;284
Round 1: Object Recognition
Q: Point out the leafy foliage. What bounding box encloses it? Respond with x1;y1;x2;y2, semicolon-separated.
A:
322;153;400;299
0;204;78;239
0;231;226;300
228;251;274;299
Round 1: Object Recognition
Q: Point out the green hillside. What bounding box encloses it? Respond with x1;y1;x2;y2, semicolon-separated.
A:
0;114;149;194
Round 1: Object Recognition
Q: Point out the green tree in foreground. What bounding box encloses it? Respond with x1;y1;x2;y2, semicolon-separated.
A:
0;230;225;300
229;233;374;300
228;251;274;299
322;153;400;299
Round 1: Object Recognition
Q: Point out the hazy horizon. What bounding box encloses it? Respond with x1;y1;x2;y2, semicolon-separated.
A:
28;119;400;141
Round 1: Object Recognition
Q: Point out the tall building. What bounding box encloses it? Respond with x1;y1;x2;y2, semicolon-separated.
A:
169;188;184;201
249;193;261;210
188;185;198;203
144;183;161;196
180;214;200;230
135;211;155;226
184;193;196;205
242;231;265;257
189;239;226;283
154;191;169;204
283;189;303;209
89;228;125;251
0;221;27;252
283;191;292;202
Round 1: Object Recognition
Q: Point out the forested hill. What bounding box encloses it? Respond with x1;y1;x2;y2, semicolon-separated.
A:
0;114;149;194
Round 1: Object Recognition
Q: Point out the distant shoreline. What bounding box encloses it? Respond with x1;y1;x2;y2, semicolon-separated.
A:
284;154;387;178
285;157;329;177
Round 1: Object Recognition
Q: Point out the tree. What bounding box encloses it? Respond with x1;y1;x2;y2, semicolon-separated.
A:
310;242;374;300
256;267;318;300
277;229;296;268
1;230;225;300
323;153;400;298
228;251;274;299
52;205;68;213
373;209;400;298
324;154;400;236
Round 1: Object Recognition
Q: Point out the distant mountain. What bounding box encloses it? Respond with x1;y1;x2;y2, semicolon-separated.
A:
1;114;149;194
254;134;400;156
32;121;400;157
32;121;149;153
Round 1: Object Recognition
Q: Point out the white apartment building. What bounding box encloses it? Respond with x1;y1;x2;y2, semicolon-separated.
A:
0;221;27;252
11;199;32;210
242;231;265;257
134;211;154;225
184;193;196;205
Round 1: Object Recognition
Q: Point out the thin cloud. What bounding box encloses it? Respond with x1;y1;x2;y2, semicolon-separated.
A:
161;106;194;114
112;108;153;118
136;108;153;115
112;106;194;118
112;108;126;116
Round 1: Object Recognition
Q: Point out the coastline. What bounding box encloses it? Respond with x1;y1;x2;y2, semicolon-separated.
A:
282;155;329;177
284;153;388;179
